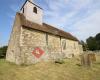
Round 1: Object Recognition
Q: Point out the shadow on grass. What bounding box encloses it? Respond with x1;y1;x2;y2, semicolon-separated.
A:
76;64;82;66
55;59;65;64
94;62;100;65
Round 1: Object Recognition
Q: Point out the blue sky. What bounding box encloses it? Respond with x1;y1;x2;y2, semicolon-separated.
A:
0;0;100;46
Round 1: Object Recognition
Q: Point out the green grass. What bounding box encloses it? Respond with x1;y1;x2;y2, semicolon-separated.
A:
0;55;100;80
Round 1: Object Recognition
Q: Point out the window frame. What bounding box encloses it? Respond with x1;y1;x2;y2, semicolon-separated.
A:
33;7;37;14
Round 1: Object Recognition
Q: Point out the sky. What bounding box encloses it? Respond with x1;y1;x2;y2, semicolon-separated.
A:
0;0;100;46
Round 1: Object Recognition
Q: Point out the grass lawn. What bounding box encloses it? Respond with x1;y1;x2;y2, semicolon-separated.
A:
0;55;100;80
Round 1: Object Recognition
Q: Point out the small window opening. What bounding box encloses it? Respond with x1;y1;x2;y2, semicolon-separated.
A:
33;7;37;14
23;8;24;13
62;40;66;50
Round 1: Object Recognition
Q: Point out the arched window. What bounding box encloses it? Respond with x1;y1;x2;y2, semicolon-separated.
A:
33;7;37;14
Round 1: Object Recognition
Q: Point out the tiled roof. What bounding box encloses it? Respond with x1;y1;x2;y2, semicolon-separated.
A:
17;12;79;41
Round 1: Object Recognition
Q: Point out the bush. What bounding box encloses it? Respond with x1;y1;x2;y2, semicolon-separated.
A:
0;46;8;58
55;59;65;64
86;33;100;51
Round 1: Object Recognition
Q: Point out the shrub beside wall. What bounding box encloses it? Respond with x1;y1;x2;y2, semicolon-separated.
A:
0;46;8;58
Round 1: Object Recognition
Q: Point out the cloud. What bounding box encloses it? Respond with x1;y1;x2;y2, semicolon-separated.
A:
4;0;100;42
7;0;100;41
69;0;90;10
71;10;100;41
49;0;69;11
37;0;100;41
43;0;91;27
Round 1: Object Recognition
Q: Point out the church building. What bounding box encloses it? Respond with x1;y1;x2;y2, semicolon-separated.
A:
6;0;83;64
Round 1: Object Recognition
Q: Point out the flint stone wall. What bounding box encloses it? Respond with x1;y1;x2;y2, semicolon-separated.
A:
6;14;21;64
19;26;82;64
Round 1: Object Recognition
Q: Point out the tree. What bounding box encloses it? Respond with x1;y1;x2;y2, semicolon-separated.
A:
0;46;8;58
95;33;100;41
95;33;100;50
86;37;97;51
80;40;88;51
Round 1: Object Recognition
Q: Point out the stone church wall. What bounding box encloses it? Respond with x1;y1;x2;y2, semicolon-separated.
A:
20;26;47;64
19;26;81;64
48;35;62;60
6;14;21;64
61;38;80;58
